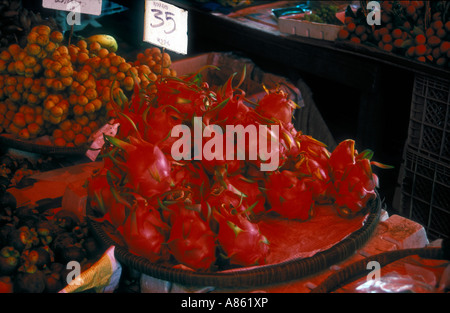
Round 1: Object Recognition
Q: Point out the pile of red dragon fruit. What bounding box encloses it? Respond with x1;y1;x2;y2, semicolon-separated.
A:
86;67;390;271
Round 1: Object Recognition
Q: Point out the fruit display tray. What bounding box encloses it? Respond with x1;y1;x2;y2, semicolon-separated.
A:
87;196;381;289
0;133;88;155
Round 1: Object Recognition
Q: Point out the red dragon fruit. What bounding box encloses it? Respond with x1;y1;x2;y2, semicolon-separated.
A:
104;135;172;200
296;134;330;166
86;168;115;216
86;167;130;227
281;133;330;171
87;64;393;272
203;68;248;127
152;75;215;122
296;157;331;203
144;104;183;152
294;141;331;203
207;185;242;212
210;92;251;128
222;174;267;215
167;207;216;270
122;194;169;262
107;196;129;228
331;159;377;217
264;170;315;221
214;205;269;267
255;88;297;128
328;139;356;181
281;134;332;203
170;161;212;205
328;140;391;217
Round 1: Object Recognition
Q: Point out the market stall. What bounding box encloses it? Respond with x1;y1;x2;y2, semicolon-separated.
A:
0;0;449;295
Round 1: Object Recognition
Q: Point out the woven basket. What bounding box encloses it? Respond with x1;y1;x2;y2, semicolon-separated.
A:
0;134;88;155
87;195;381;289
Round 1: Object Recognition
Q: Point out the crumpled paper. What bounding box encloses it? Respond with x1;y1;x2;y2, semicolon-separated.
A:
59;246;122;293
354;270;439;293
352;252;450;293
85;122;120;162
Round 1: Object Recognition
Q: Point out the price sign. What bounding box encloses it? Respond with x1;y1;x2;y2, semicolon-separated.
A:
42;0;102;16
144;0;188;55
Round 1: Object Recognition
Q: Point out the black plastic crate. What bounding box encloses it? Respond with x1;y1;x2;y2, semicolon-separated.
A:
406;75;450;164
400;149;450;240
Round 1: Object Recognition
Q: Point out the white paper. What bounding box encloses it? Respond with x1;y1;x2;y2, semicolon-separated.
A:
144;0;188;55
43;0;102;16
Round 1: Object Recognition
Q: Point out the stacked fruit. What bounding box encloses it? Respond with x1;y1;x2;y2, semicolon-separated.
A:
0;0;59;49
87;66;390;271
134;47;175;90
0;26;80;143
302;4;340;25
0;25;176;147
0;151;104;293
0;205;102;293
337;1;449;67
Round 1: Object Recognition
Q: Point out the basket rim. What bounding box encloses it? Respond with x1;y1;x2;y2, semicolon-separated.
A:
0;133;88;155
87;196;381;289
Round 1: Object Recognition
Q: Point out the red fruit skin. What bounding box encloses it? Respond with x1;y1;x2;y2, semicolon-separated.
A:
235;119;286;172
224;174;267;215
256;90;294;126
86;169;114;215
271;188;314;220
331;158;377;217
167;209;216;270
170;162;212;205
161;202;182;227
122;197;169;262
154;76;213;122
212;93;251;128
196;131;228;173
201;131;244;175
86;168;128;227
285;133;330;170
265;171;315;221
207;186;242;213
115;111;145;140
328;139;355;181
108;200;128;228
123;137;172;199
295;157;331;203
215;208;269;267
144;105;182;151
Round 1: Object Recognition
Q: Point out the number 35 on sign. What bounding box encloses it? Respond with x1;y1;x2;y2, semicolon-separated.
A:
144;0;188;55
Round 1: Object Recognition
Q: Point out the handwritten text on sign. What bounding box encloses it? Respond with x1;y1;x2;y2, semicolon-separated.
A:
42;0;102;16
144;0;188;55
